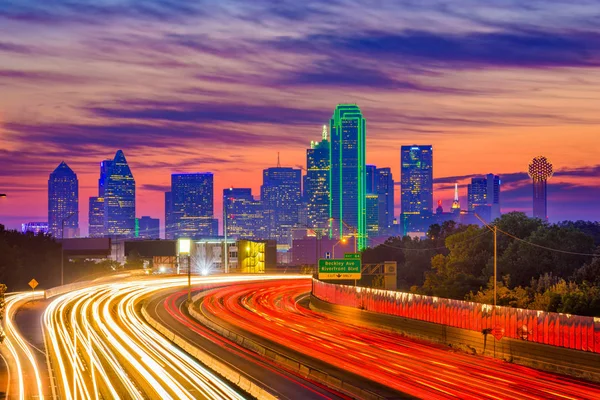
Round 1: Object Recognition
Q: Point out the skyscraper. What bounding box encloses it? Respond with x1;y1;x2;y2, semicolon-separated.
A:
467;174;501;221
329;104;367;250
137;216;160;239
366;165;377;194
104;150;136;238
375;167;395;236
48;161;79;238
528;156;554;220
401;145;433;235
366;194;379;238
164;191;173;239
171;173;217;239
88;197;104;237
98;159;113;197
305;125;330;230
88;160;114;238
223;188;265;239
261;166;302;246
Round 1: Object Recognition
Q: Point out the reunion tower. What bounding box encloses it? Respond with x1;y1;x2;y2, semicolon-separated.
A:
528;156;554;220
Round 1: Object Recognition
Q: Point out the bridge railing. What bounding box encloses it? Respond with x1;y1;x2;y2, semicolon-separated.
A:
312;279;600;353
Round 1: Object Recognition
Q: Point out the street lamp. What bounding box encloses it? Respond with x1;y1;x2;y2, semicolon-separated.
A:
178;238;192;302
332;237;348;259
60;212;77;286
474;214;498;309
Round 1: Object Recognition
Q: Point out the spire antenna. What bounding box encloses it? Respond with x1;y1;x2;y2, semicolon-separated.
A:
277;152;281;168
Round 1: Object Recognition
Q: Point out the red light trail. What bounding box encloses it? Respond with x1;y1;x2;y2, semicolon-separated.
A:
187;279;600;399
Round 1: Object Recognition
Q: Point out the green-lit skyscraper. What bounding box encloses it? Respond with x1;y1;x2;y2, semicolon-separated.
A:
304;125;330;230
329;104;367;250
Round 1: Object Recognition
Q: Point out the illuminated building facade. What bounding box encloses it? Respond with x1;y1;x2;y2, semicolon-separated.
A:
48;161;79;238
400;145;433;235
165;191;174;239
261;167;301;246
467;174;501;222
87;159;114;238
366;194;379;238
137;216;160;239
171;172;218;239
98;159;112;197
21;222;49;235
329;104;367;250
223;188;265;239
304;125;330;230
237;239;277;273
88;196;105;237
104;150;136;238
366;165;377;194
528;156;554;220
375;167;395;236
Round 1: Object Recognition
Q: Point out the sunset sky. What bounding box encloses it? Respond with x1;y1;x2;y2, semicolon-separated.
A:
1;0;600;236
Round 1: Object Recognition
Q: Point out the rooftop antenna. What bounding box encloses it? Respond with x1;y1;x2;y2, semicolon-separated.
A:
277;152;281;168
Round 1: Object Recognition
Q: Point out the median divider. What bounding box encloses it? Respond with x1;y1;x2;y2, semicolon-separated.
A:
140;304;276;400
187;291;391;400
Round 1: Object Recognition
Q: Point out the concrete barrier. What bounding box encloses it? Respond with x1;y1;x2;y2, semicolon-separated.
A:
310;294;600;383
140;304;277;400
188;291;395;400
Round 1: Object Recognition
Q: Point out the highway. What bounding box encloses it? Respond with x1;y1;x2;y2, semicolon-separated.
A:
42;274;346;399
191;279;600;400
0;291;48;400
147;285;349;400
43;275;254;399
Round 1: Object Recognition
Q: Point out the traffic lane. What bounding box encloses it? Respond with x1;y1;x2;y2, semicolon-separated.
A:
12;298;53;398
2;293;47;400
146;286;349;400
200;280;600;400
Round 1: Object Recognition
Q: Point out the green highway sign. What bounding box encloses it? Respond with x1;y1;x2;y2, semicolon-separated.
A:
318;259;361;280
344;253;361;259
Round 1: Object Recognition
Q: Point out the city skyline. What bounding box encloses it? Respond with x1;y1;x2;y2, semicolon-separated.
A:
2;2;600;231
7;136;598;237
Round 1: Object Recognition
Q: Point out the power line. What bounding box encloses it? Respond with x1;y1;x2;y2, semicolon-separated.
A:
495;227;599;257
367;229;493;251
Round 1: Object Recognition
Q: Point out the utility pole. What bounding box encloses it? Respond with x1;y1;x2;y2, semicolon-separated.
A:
60;212;77;286
474;214;498;310
223;199;229;274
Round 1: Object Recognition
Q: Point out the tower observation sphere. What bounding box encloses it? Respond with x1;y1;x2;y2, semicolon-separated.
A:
528;156;554;182
528;156;553;220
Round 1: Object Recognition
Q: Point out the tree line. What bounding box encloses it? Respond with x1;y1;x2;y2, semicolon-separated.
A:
362;213;600;316
0;225;125;291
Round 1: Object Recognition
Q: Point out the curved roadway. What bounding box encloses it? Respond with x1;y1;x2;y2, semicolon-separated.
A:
186;279;600;400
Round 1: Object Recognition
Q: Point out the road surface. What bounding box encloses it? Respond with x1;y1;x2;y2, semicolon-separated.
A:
147;286;350;400
192;279;600;399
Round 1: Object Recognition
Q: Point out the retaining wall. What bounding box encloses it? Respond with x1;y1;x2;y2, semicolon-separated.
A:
313;279;600;353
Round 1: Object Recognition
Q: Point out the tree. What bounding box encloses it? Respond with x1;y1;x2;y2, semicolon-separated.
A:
124;250;145;270
572;257;600;286
557;221;600;246
500;225;594;287
467;276;530;308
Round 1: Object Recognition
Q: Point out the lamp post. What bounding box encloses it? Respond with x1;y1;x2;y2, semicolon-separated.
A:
332;238;347;259
223;197;229;274
474;214;497;309
178;238;192;303
60;212;77;286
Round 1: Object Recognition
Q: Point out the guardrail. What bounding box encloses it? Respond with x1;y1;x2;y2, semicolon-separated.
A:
313;279;600;354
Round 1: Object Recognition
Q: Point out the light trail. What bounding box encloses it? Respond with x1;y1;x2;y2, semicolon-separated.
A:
194;279;600;400
2;292;46;400
43;274;304;399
